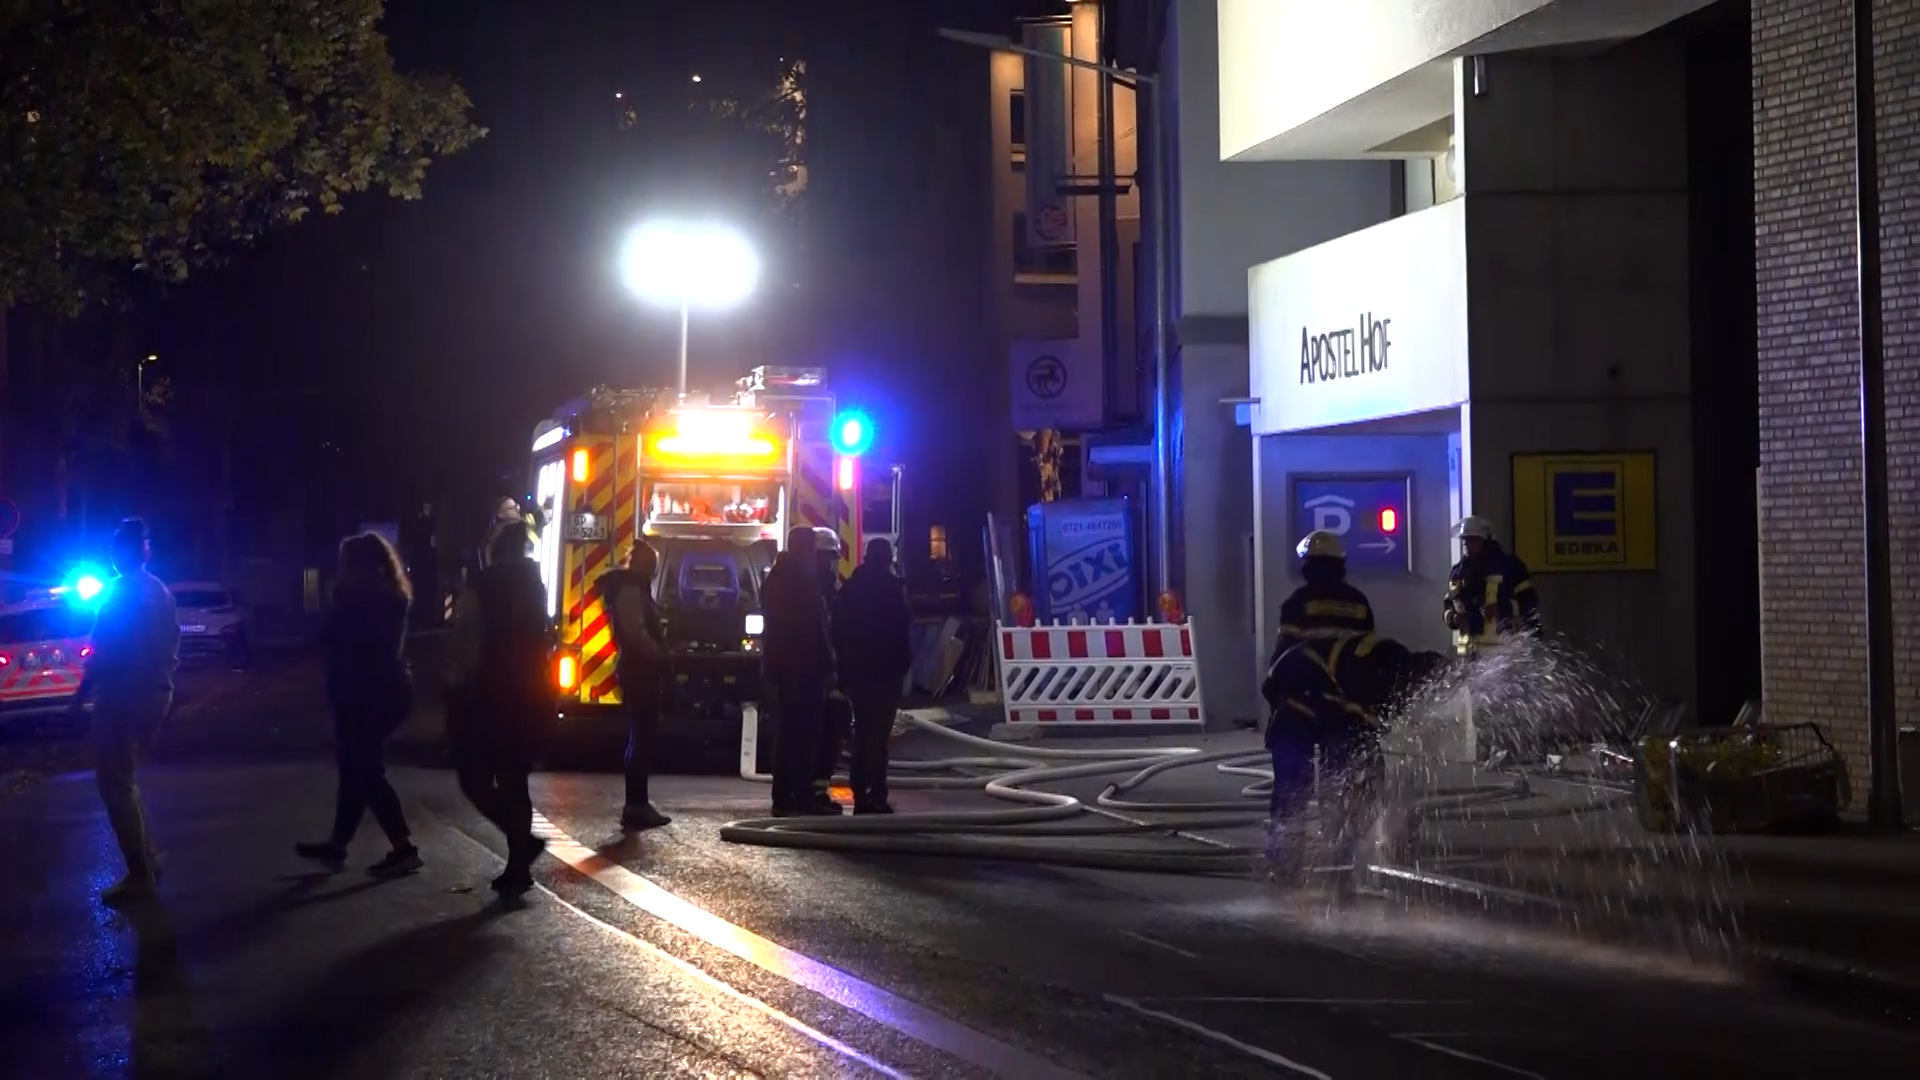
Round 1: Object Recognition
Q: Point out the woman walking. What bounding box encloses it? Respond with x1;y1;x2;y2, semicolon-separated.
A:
297;533;422;877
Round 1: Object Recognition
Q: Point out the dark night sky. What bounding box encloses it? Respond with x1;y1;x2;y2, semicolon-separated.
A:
85;0;1048;577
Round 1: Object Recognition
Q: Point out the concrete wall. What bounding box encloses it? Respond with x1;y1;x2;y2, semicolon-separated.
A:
1255;429;1458;661
1166;0;1395;727
1751;0;1920;804
1457;40;1698;710
1216;0;1548;160
1174;0;1392;319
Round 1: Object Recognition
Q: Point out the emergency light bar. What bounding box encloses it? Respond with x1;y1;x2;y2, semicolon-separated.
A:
648;410;780;462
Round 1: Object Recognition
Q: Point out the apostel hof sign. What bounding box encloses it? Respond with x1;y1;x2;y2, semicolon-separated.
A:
1249;197;1470;436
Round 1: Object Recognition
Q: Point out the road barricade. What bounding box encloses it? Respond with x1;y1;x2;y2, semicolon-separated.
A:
995;620;1205;726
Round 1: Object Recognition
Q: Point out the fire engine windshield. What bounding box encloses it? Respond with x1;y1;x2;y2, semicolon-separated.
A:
644;480;779;532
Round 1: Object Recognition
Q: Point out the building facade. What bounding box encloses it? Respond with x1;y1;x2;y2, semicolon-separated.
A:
1176;0;1918;814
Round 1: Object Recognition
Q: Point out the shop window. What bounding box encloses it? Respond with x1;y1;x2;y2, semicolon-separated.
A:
929;524;949;562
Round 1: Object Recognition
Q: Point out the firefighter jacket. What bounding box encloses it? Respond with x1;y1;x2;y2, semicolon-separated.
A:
1272;580;1377;665
1443;544;1540;653
1262;632;1444;750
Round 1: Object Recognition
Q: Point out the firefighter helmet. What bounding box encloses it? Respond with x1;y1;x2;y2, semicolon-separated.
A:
1295;530;1346;561
812;526;842;554
1454;515;1497;541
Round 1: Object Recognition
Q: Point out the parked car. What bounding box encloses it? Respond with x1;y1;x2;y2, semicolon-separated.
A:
170;580;252;668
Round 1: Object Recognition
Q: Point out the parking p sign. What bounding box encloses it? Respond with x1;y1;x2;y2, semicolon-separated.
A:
1290;475;1413;574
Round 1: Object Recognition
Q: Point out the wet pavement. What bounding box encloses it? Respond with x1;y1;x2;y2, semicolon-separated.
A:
4;681;1920;1077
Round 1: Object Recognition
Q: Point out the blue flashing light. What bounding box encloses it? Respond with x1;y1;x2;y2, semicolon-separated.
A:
74;575;105;602
831;409;874;457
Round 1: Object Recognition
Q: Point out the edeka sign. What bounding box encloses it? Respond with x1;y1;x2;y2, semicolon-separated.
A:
1300;313;1392;385
1249;197;1469;436
1011;337;1103;432
1510;453;1659;573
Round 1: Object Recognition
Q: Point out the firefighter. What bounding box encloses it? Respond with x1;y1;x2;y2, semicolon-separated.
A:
480;496;545;571
1261;631;1445;877
1443;516;1540;656
1271;530;1376;668
811;526;852;812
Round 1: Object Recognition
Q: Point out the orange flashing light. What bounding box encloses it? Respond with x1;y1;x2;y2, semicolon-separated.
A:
646;409;782;465
571;448;590;484
556;653;578;691
655;434;778;459
837;456;856;492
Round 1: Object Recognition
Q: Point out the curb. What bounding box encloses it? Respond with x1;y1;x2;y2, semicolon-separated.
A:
1365;861;1920;1027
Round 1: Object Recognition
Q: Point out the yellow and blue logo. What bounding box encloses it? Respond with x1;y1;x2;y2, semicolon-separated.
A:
1511;453;1658;572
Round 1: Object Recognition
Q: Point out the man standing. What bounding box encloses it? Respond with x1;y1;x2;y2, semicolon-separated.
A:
831;538;912;814
761;527;836;816
448;522;553;895
600;541;671;831
71;518;180;905
811;526;851;812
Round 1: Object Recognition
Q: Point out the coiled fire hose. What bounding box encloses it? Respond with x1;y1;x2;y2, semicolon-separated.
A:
718;709;1557;875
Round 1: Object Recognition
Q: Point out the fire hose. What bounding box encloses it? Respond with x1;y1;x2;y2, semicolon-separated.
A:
718;708;1550;875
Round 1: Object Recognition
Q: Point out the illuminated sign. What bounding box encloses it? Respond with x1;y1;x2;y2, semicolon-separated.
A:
1249;198;1467;435
1299;312;1391;385
1511;453;1658;572
1290;475;1412;574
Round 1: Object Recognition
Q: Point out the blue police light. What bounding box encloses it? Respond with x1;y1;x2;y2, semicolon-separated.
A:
52;565;109;605
830;410;874;457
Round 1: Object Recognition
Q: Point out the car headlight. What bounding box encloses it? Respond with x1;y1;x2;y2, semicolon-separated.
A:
744;613;764;637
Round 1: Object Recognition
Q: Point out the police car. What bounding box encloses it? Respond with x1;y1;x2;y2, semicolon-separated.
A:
0;596;94;732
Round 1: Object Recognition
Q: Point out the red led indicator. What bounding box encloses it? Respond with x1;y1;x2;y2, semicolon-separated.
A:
1379;507;1398;533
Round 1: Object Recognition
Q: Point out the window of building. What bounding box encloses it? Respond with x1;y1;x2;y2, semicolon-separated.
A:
1012;212;1077;276
1009;90;1027;149
929;524;949;562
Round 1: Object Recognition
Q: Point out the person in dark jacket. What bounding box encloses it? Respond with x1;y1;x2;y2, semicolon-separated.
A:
70;518;179;905
762;526;838;816
811;526;851;810
831;538;913;814
297;533;421;877
1270;530;1376;668
600;540;671;831
448;522;554;895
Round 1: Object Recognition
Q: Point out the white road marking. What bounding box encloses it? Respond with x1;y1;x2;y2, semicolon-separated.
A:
1120;930;1200;959
1392;1033;1547;1079
529;811;1091;1080
445;824;905;1078
1103;994;1332;1079
1135;997;1469;1007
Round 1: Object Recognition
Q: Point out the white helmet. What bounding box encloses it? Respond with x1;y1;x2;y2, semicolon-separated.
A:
812;526;842;555
1295;530;1346;560
1455;515;1497;541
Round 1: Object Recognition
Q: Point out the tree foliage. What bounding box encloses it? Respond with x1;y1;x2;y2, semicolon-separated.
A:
0;0;487;311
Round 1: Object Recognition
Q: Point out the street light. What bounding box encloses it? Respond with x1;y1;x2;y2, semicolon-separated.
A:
936;28;1175;598
137;354;157;415
619;221;759;398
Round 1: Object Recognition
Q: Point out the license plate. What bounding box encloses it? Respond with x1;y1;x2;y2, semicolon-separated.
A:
181;624;207;633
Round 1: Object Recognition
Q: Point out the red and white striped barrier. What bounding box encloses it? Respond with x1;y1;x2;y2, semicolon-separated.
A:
995;620;1205;726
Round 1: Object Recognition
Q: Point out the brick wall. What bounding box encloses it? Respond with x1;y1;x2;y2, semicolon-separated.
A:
1752;0;1869;795
1876;0;1920;806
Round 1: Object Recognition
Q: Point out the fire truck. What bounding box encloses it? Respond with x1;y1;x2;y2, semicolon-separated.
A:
527;366;901;723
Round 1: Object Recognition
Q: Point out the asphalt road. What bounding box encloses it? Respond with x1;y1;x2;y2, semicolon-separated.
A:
3;672;1918;1077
